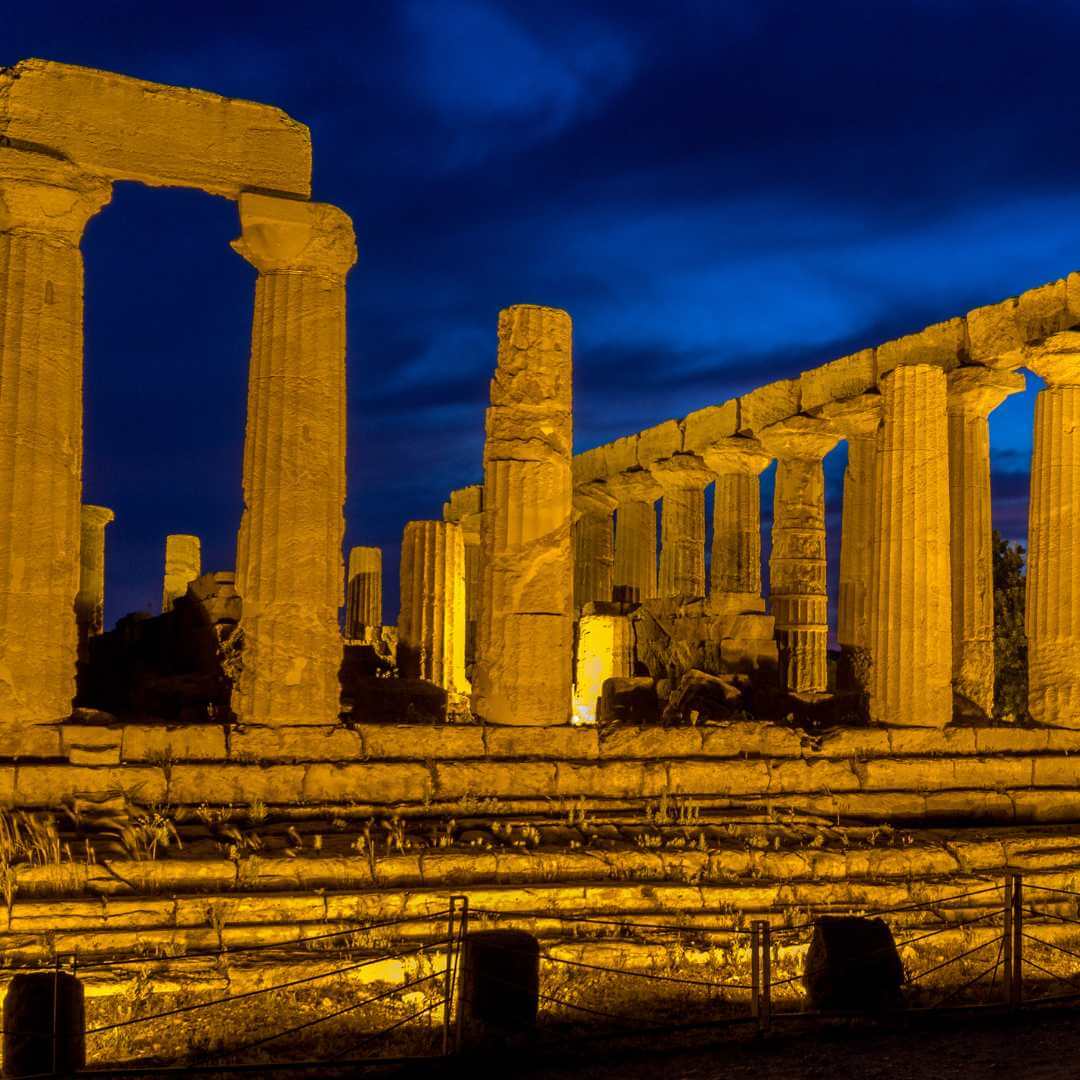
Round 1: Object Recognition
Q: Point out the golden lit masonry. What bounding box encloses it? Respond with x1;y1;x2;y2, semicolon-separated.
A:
76;505;114;659
345;545;383;639
161;534;201;613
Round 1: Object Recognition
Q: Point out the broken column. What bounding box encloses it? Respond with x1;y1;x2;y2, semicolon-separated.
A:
75;506;115;661
472;305;574;726
651;454;713;598
398;521;468;693
443;487;482;667
947;367;1024;716
345;546;382;640
869;364;952;727
759;418;840;694
231;193;357;725
162;534;201;612
573;613;633;725
573;483;616;608
608;469;660;604
1026;336;1080;727
0;148;111;738
702;439;770;598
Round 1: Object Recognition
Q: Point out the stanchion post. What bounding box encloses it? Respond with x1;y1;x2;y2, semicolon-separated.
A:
1011;872;1023;1008
751;921;761;1023
454;896;469;1053
762;921;772;1033
1003;873;1014;1008
442;899;458;1055
52;953;60;1075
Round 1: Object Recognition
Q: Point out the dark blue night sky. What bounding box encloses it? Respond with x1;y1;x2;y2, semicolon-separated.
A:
6;1;1075;625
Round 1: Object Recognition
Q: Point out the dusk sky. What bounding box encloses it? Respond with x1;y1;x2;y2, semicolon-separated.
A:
7;1;1075;625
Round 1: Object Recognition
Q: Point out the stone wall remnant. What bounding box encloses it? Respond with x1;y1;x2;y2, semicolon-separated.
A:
76;506;115;661
162;534;202;613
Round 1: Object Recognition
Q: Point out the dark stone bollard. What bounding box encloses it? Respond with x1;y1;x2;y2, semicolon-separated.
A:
3;971;85;1078
804;916;903;1012
457;930;539;1048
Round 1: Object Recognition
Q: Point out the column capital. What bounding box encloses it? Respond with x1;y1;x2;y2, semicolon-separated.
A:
81;504;115;529
605;467;662;505
810;393;881;439
573;481;618;517
232;192;357;280
649;453;714;490
758;415;841;460
701;436;771;477
0;147;111;242
1024;332;1080;387
947;366;1025;416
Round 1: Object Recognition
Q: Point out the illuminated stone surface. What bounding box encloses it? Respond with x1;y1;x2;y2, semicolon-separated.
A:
231;192;357;726
702;439;770;597
870;365;952;727
161;534;201;613
651;454;713;598
443;486;482;667
608;469;660;603
472;306;574;726
76;505;114;660
398;521;467;694
345;546;382;639
573;613;633;725
1026;335;1080;728
947;368;1024;716
572;483;616;608
0;147;110;740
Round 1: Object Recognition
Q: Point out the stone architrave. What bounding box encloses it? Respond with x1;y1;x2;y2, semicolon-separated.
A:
162;534;202;613
1026;335;1080;728
76;506;115;661
702;438;771;598
759;418;840;694
0;147;111;738
573;483;617;609
231;193;357;726
608;468;660;604
472;305;574;727
345;546;382;640
869;364;953;727
398;521;468;693
443;486;482;667
651;454;714;598
573;614;633;725
947;368;1024;717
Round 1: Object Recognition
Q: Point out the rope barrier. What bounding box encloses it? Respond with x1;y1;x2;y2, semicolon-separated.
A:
1022;882;1080;901
1021;931;1080;968
1021;954;1080;995
539;951;753;990
1023;906;1080;930
926;938;1004;1009
906;935;1004;986
469;907;752;937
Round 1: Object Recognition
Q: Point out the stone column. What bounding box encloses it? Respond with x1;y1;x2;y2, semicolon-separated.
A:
948;368;1024;717
345;546;382;639
1026;337;1080;727
443;486;482;667
869;364;952;727
162;534;202;612
573;613;633;725
651;454;713;598
472;305;574;726
702;439;771;598
608;469;660;604
0;148;111;736
573;483;616;608
76;506;115;661
759;419;840;695
231;193;357;726
398;521;468;694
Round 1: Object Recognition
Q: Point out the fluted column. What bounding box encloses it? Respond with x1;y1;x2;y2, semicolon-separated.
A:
472;305;574;726
345;546;382;639
948;368;1024;717
1026;337;1080;727
608;469;660;604
702;439;770;598
443;486;482;668
76;506;115;661
231;193;357;725
760;419;840;694
869;364;952;727
651;454;713;598
0;148;111;738
398;521;468;694
162;534;201;612
573;483;616;608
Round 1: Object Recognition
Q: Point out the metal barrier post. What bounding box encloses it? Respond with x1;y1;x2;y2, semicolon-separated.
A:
1003;873;1014;1008
442;899;458;1055
751;921;761;1023
454;896;469;1053
761;921;772;1033
1011;873;1023;1008
52;953;60;1075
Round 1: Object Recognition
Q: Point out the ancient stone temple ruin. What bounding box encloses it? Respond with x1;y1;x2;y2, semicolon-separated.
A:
5;57;1080;1066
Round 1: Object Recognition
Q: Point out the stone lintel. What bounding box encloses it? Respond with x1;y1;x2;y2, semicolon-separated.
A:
737;379;801;436
605;468;662;505
758;416;841;460
701;437;771;476
0;58;312;199
1024;331;1080;387
636;419;684;466
682;401;739;453
874;317;966;379
947;366;1025;416
649;452;714;490
0;145;111;240
808;392;881;439
573;481;618;517
799;350;875;412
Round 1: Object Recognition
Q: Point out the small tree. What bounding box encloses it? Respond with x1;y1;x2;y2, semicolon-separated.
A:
992;530;1028;722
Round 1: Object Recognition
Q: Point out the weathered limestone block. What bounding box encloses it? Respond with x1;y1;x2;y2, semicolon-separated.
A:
702;439;770;597
443;486;483;664
231;193;356;726
682;401;738;453
76;506;114;660
1026;335;1080;727
947;368;1024;716
572;483;616;608
651;454;713;598
636;419;683;466
398;520;468;694
472;306;574;726
344;546;382;639
759;418;840;694
869;365;952;727
0;147;111;741
161;534;201;613
737;379;800;436
0;59;311;199
573;613;633;724
608;469;660;603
